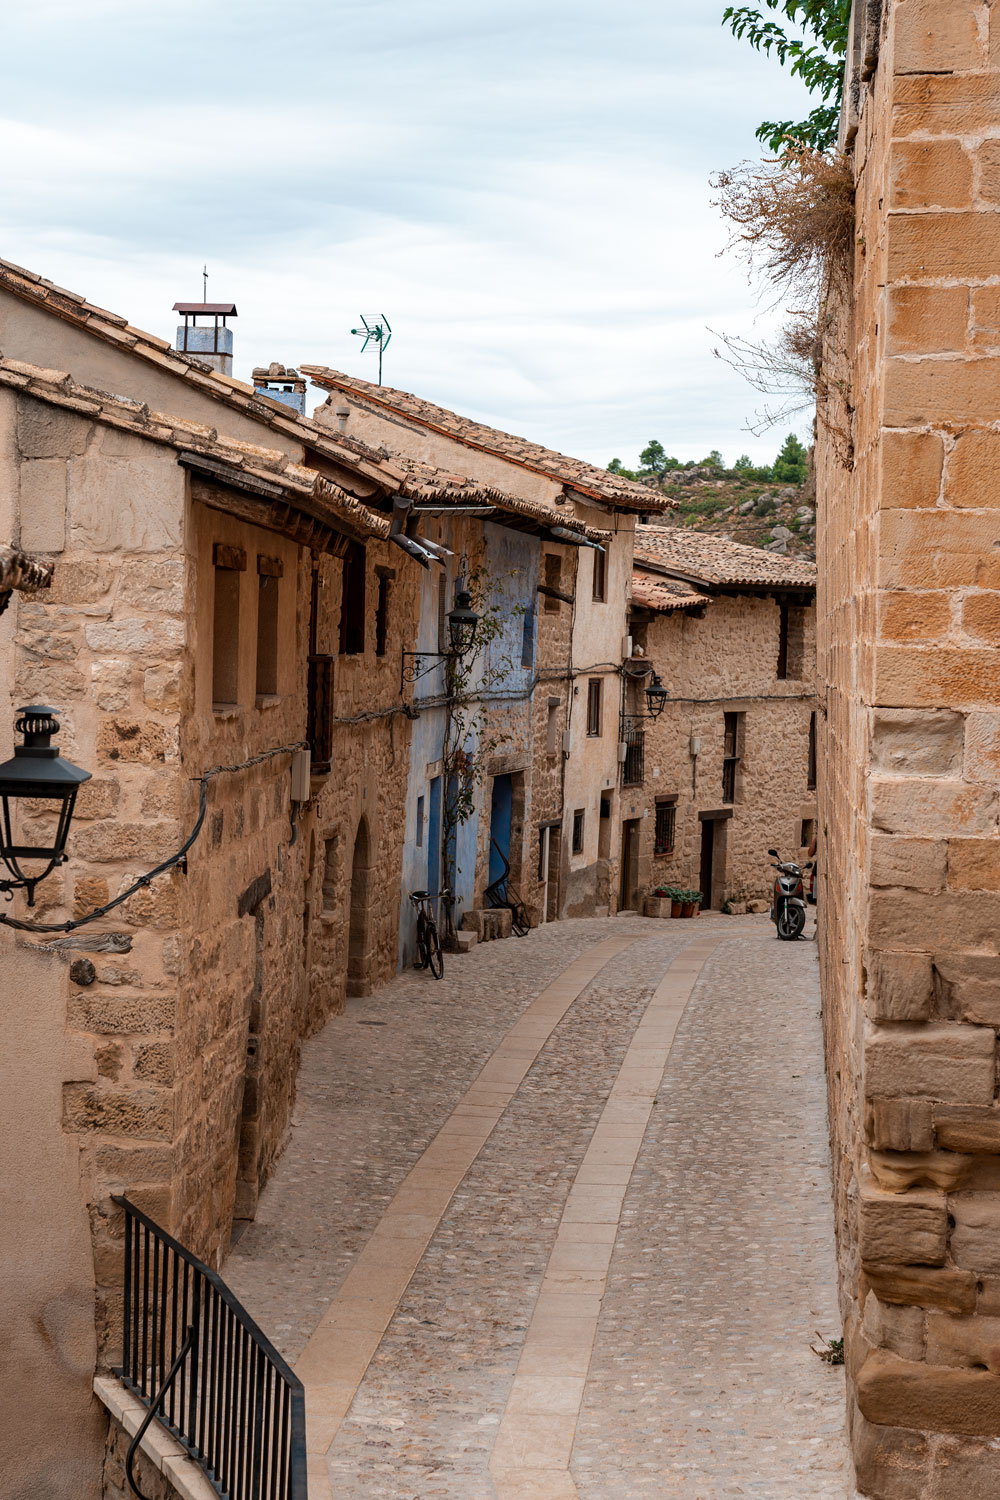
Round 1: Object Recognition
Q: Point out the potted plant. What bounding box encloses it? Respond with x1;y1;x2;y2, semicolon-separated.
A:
681;889;702;917
643;885;678;919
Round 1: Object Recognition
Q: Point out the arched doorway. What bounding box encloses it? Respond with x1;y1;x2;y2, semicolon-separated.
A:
347;819;371;997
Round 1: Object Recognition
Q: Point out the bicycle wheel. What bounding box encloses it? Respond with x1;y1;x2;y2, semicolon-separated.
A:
415;912;431;969
424;916;444;978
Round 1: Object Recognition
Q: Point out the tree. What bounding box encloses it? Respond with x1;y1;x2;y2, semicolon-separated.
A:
607;458;638;480
723;0;851;151
639;439;667;475
733;453;754;471
700;450;724;469
771;431;809;483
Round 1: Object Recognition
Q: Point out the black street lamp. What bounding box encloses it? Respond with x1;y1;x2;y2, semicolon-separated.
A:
0;706;91;906
446;590;480;656
644;672;669;720
402;587;481;686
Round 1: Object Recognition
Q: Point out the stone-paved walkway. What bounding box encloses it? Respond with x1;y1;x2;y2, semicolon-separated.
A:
225;913;852;1499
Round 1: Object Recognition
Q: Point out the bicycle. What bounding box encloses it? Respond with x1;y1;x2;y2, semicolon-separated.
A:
409;887;450;979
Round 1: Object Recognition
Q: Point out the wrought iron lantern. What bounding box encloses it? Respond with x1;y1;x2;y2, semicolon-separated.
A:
0;706;91;906
644;672;669;720
447;590;480;656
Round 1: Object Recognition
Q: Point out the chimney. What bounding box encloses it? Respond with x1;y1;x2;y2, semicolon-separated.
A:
251;363;307;416
172;301;237;376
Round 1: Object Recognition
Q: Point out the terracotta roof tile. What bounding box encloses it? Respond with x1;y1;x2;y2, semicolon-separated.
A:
0;544;53;594
0;357;388;543
631;569;708;613
634;525;816;591
301;366;672;513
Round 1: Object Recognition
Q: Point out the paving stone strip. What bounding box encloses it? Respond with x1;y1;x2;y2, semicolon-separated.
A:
489;934;725;1500
295;933;639;1500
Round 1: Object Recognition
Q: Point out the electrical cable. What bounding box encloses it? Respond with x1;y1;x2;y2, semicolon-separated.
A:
0;740;307;935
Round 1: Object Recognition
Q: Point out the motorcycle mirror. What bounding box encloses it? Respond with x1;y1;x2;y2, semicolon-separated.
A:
767;848;779;858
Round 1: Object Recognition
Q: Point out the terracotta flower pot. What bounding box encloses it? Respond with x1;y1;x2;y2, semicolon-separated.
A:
671;900;683;917
681;901;698;917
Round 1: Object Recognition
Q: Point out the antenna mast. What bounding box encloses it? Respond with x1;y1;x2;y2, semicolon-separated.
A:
350;314;392;385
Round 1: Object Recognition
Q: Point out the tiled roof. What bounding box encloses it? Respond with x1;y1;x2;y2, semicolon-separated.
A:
0;256;416;490
0;259;606;544
634;525;816;591
301;367;672;513
0;357;389;543
631;569;708;613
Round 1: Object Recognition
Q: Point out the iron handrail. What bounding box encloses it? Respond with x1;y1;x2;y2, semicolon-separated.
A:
484;839;530;936
114;1196;306;1500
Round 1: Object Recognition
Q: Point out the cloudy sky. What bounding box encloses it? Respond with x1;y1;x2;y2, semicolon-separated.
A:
0;0;816;469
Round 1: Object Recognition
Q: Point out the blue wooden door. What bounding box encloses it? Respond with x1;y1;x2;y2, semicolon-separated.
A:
488;774;513;887
427;775;442;898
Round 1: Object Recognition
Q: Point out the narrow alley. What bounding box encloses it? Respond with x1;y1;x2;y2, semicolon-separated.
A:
226;913;849;1500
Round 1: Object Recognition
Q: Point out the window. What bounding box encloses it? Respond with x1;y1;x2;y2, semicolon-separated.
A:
255;555;281;698
587;678;602;736
592;547;606;602
375;571;391;657
777;601;807;679
777;602;789;679
808;711;817;790
416;795;425;848
723;711;743;803
543;553;562;613
547;698;561;755
521;601;536;668
800;817;816;849
654;798;677;856
212;543;245;707
339;541;366;655
572;809;585;855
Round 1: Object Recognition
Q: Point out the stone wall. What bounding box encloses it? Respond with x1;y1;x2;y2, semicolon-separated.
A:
818;5;1000;1494
630;593;818;907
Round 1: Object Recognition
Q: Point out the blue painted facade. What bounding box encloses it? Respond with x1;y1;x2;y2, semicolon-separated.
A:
397;519;541;969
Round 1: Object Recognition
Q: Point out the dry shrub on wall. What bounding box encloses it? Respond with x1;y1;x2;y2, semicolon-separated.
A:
711;145;856;462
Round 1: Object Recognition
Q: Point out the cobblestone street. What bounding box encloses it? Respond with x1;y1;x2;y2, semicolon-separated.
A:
226;913;851;1499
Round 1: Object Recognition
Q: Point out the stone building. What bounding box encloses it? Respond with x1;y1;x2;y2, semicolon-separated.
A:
302;368;665;925
817;3;1000;1494
625;526;817;909
0;261;557;1497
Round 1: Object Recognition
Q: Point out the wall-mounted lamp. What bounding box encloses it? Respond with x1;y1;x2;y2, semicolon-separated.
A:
402;589;481;686
644;672;668;720
0;706;91;906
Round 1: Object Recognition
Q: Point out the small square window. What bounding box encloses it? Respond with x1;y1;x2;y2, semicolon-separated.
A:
572;809;585;855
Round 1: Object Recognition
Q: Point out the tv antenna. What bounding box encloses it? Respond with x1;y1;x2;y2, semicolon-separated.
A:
202;264;208;302
350;313;392;385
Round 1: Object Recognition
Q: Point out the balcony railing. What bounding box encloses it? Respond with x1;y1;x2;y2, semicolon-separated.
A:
307;653;334;773
622;725;645;788
115;1196;306;1500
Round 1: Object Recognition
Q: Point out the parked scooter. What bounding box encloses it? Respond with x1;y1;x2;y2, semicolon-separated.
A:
767;848;812;940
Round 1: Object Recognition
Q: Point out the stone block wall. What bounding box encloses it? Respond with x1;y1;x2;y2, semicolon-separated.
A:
630;594;818;906
818;3;1000;1494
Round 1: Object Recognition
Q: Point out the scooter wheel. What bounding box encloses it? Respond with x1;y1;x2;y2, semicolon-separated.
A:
777;906;806;940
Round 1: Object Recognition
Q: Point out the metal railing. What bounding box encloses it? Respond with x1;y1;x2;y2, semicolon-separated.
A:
722;756;737;804
622;725;645;787
114;1196;306;1500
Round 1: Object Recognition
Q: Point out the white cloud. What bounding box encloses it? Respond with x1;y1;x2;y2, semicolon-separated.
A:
0;0;818;467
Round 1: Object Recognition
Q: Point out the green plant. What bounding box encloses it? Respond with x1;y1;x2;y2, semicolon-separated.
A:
811;1333;845;1365
607;457;638;480
652;884;684;901
684;889;703;905
754;496;776;517
723;0;851;152
772;431;809;483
